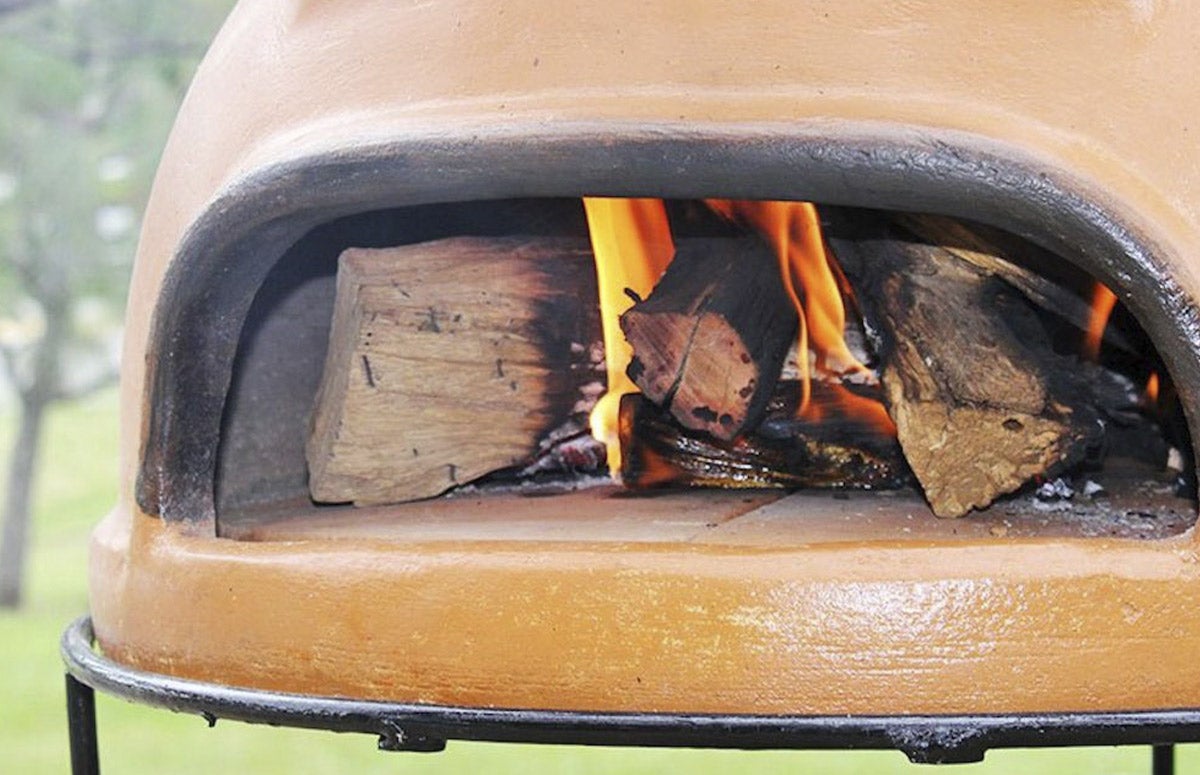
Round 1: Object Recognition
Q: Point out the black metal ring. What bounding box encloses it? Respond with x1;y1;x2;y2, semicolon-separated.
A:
60;615;1200;764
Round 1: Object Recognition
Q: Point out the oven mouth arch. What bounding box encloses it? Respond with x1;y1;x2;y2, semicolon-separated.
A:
135;122;1200;527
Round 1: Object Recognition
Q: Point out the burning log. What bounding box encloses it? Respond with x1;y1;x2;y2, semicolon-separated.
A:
894;213;1136;354
619;382;911;490
619;237;798;440
307;236;601;506
827;212;1109;517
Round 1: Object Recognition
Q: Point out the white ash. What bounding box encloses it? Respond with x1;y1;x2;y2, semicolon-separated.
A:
778;336;881;386
522;415;608;477
446;473;613;499
587;340;606;370
1030;497;1074;513
838;364;878;387
1105;370;1141;407
842;324;874;367
1000;470;1191;539
536;416;591;452
1036;477;1074;501
572;380;605;415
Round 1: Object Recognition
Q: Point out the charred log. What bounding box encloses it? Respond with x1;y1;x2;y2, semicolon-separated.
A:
619;237;798;441
827;211;1115;517
619;382;911;490
894;213;1136;355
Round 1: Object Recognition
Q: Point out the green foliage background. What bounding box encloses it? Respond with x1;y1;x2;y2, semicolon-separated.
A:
0;0;230;331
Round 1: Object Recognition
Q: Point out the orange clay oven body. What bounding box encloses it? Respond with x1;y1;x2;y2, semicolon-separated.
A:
93;0;1200;714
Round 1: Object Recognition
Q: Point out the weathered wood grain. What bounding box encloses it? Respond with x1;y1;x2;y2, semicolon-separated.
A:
307;236;599;505
829;213;1106;517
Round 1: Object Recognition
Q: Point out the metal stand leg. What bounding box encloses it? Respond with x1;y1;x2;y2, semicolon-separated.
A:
1153;744;1175;775
66;673;99;775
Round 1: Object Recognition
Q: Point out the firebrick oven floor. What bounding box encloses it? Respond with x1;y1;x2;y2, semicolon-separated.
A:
225;469;1193;545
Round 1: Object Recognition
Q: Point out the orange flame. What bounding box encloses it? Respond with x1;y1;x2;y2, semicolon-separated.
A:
707;199;814;410
585;197;896;473
705;200;891;436
582;198;674;473
1145;371;1160;408
1083;282;1118;361
806;381;897;434
706;200;869;382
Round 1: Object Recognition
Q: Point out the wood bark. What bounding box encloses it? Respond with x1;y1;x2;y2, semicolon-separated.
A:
619;237;798;441
827;212;1107;517
619;383;911;490
894;213;1135;354
307;236;600;506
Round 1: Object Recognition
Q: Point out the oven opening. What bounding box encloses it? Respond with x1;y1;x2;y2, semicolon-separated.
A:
214;198;1195;542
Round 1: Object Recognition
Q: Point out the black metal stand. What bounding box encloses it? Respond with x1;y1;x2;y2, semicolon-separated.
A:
62;616;1185;773
1154;744;1176;775
66;672;99;775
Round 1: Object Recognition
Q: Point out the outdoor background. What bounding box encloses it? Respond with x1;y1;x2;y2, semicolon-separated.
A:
0;1;1196;772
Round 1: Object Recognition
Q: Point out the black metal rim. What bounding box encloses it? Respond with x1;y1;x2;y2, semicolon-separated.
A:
61;616;1200;764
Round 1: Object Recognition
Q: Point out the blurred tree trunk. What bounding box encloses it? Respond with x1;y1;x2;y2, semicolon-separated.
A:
0;268;66;610
0;303;110;608
0;394;45;608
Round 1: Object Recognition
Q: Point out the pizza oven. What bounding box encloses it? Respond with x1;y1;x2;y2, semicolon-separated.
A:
64;0;1200;769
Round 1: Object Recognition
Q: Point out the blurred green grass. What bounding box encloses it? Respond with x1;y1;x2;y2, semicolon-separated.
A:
0;389;1191;773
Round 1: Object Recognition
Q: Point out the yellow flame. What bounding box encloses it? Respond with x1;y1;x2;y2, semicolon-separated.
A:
705;200;873;417
582;197;674;473
585;197;897;472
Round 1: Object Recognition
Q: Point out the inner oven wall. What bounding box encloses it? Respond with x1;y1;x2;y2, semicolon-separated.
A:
216;193;1194;533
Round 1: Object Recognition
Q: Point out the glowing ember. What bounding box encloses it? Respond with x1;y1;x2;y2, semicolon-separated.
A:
1083;282;1118;361
582;198;674;473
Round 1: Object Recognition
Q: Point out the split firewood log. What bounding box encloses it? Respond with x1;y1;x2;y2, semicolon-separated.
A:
307;236;601;506
619;237;798;441
826;210;1112;517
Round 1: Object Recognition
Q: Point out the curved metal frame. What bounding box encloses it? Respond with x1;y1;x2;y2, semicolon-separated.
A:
62;616;1188;772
